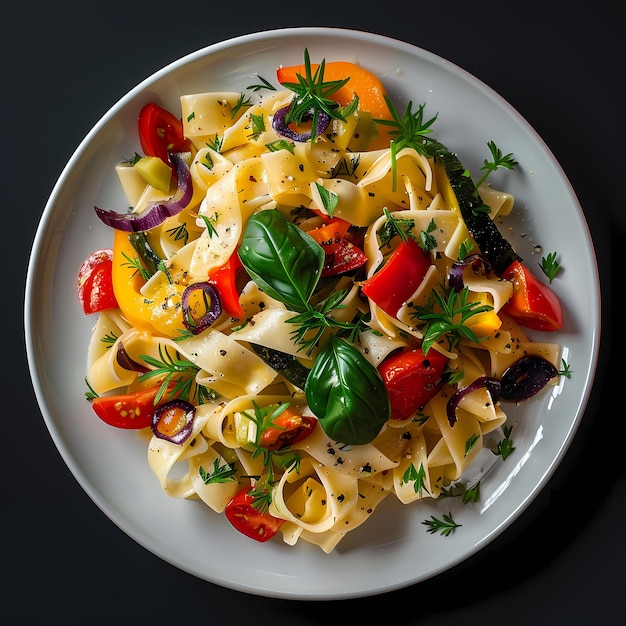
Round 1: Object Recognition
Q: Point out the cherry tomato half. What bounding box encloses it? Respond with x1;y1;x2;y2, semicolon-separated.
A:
307;219;367;277
224;487;285;542
91;385;166;429
378;348;449;420
138;103;192;166
260;407;317;451
78;248;119;315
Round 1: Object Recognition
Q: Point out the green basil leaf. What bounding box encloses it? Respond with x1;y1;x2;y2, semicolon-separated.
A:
305;335;390;445
238;209;324;312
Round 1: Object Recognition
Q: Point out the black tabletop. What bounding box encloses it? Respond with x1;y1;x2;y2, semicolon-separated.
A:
4;2;622;623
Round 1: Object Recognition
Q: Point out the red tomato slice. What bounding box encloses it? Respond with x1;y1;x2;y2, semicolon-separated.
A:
91;385;167;429
361;238;431;318
378;348;449;420
501;260;563;331
319;239;367;277
224;488;284;542
138;103;191;166
78;248;119;315
260;407;317;451
307;218;366;277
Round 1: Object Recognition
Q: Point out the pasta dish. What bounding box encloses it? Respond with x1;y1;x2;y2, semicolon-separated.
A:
78;51;565;552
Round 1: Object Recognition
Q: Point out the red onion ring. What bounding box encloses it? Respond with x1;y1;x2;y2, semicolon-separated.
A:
449;253;492;292
152;399;195;444
94;152;192;232
272;105;331;142
181;282;222;334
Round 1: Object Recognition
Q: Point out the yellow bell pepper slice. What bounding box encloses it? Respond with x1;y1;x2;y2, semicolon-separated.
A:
111;229;187;338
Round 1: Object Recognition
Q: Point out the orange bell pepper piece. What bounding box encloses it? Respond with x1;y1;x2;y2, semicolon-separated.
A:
277;60;395;150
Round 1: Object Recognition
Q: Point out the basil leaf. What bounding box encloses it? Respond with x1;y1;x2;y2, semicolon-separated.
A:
238;209;324;312
305;335;390;445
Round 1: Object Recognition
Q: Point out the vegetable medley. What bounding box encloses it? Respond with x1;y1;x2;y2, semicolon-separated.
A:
79;50;567;552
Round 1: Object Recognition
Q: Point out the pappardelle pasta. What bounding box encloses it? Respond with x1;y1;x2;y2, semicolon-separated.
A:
80;52;564;552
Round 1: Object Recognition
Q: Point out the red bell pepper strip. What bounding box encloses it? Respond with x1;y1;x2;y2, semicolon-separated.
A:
500;260;563;331
360;238;431;318
208;250;244;319
378;347;449;420
78;248;119;315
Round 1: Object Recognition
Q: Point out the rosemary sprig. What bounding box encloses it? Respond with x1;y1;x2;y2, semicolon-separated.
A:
422;512;461;536
242;402;301;484
281;49;358;140
287;289;366;356
246;75;277;92
375;96;444;191
138;344;217;404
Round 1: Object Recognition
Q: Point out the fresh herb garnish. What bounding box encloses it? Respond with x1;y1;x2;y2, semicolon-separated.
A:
242;402;301;483
492;424;515;460
199;458;237;484
540;251;562;282
559;359;573;378
231;92;252;119
401;462;430;496
411;284;493;353
280;48;358;140
138;344;218;404
474;140;518;188
375;96;443;190
422;512;461;536
246;75;277;92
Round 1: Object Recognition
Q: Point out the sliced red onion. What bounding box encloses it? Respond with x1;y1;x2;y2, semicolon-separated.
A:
116;342;149;373
152;399;195;444
272;105;331;142
94;152;192;232
446;376;501;426
181;282;222;334
449;254;492;292
499;355;558;402
446;355;558;425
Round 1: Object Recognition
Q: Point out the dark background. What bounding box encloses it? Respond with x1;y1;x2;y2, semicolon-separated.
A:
4;2;622;623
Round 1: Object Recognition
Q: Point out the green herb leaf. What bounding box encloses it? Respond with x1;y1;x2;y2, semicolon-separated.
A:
199;458;237;484
540;251;561;282
422;512;461;536
304;335;390;445
474;140;518;188
238;209;324;312
281;49;355;140
492;424;515;460
411;285;493;353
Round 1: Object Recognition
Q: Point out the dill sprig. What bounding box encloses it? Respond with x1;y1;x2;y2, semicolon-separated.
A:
474;140;518;188
411;285;493;353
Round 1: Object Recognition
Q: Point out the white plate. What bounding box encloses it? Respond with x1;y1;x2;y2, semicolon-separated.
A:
25;27;600;599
